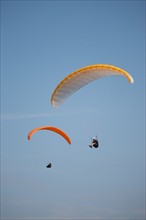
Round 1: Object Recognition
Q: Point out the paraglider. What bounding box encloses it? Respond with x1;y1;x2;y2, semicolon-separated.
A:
89;137;99;148
46;163;52;168
28;126;71;168
51;64;134;107
28;126;71;145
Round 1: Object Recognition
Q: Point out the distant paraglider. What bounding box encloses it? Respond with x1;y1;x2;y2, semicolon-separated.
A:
51;64;134;107
28;126;71;145
46;163;52;168
28;126;71;168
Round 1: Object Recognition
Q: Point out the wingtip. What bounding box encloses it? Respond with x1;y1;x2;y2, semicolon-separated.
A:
130;78;134;84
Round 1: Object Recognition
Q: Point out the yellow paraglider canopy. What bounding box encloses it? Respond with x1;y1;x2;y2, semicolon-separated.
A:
51;64;134;108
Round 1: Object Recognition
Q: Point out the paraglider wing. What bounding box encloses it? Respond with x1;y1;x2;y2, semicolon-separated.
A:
28;126;71;145
51;64;134;107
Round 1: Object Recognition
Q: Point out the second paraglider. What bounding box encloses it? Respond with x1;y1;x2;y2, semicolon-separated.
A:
27;126;71;168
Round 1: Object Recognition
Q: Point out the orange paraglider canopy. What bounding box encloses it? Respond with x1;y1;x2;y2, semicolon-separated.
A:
28;126;71;145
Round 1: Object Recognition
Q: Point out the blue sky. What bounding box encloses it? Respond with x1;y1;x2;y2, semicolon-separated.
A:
1;0;145;219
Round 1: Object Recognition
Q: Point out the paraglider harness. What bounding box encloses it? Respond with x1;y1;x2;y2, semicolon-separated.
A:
89;137;99;148
92;139;99;148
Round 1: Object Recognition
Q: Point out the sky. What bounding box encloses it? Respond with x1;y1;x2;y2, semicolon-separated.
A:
0;0;145;219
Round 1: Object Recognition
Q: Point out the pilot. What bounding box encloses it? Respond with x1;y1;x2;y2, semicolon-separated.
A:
89;137;99;148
